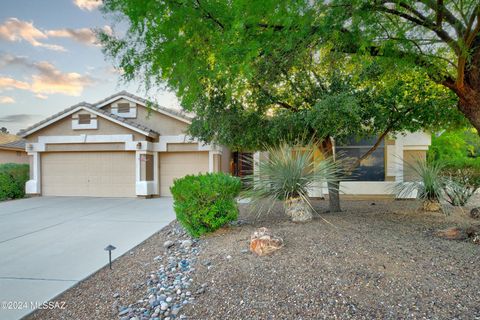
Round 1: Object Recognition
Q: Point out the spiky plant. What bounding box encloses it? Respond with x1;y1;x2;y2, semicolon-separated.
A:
395;160;446;212
242;142;342;222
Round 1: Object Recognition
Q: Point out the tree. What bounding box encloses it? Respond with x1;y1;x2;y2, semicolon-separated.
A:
325;0;480;134
0;127;9;134
100;0;466;211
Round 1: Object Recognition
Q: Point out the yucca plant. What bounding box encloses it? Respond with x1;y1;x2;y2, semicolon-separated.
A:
395;160;446;212
241;142;343;222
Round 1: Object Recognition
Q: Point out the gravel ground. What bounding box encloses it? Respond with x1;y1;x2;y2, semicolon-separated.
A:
186;199;480;320
25;199;479;320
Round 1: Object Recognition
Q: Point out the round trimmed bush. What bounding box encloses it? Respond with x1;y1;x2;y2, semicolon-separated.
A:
170;172;241;237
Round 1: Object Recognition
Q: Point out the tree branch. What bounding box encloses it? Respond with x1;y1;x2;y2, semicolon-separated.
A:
194;0;224;30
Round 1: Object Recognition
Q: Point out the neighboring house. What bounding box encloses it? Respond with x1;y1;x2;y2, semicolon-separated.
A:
19;91;231;197
0;134;28;165
18;91;430;199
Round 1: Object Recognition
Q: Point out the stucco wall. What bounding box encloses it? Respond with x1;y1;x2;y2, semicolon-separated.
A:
0;149;29;164
101;100;189;136
27;111;148;142
135;104;189;136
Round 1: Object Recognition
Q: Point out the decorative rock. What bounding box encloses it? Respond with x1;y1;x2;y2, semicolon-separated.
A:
250;227;284;256
113;292;120;298
284;197;313;222
470;207;480;219
422;200;441;212
160;302;169;311
435;227;467;240
181;240;193;249
119;307;131;316
163;240;174;248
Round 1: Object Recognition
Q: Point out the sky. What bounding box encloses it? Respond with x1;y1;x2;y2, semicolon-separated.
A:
0;0;179;134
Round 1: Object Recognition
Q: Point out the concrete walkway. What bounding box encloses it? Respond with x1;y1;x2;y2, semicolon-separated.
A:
0;197;175;320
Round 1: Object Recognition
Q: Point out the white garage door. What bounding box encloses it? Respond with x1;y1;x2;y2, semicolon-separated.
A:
159;152;209;196
41;152;136;197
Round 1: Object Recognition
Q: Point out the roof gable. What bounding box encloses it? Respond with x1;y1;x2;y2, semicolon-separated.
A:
18;103;159;138
94;91;192;124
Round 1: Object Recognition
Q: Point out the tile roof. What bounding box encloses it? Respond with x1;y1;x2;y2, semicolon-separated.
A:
0;133;21;145
18;101;159;137
93;90;193;123
0;139;26;151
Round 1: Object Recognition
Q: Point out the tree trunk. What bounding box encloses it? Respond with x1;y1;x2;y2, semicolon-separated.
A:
456;85;480;135
319;137;342;212
327;180;341;212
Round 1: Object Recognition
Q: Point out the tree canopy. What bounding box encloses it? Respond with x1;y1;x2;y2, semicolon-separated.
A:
100;0;467;149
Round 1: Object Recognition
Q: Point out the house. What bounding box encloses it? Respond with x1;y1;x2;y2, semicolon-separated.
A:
0;134;28;165
19;91;430;199
252;133;430;199
19;91;231;197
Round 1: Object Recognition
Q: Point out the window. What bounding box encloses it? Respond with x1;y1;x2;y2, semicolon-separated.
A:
117;103;130;113
78;114;91;124
336;136;385;181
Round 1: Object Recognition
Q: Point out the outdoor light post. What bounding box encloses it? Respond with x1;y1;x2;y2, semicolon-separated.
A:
104;244;116;270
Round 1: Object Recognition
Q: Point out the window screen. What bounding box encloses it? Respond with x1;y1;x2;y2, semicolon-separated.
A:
336;136;385;181
117;103;130;113
78;114;91;124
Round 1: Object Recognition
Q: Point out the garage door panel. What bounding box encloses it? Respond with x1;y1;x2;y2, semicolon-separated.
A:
41;152;135;197
159;152;209;197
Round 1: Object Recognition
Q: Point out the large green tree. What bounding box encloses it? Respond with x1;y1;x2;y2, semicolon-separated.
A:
99;0;467;211
101;0;479;132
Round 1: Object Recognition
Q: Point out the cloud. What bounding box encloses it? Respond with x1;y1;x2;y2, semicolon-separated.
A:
73;0;102;11
30;61;94;96
0;77;30;90
0;96;15;104
0;54;95;96
35;93;48;100
0;114;38;123
0;18;66;51
47;26;111;46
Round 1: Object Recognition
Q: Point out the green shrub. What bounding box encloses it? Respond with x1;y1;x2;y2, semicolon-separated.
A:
170;172;241;237
0;163;29;201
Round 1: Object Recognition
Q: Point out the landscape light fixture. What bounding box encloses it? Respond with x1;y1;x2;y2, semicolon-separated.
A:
104;244;116;270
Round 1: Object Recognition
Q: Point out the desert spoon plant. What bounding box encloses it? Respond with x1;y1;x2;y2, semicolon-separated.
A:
395;160;446;212
242;143;342;222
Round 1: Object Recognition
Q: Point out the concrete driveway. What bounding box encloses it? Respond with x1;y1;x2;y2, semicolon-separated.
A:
0;197;175;320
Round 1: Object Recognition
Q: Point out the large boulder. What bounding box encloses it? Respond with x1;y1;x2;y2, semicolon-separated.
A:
249;227;283;256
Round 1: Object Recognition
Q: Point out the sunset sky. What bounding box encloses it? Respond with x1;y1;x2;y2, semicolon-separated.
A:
0;0;178;134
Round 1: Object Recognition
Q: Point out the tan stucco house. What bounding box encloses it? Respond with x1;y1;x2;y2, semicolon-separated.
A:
0;134;28;165
19;91;230;197
19;91;430;199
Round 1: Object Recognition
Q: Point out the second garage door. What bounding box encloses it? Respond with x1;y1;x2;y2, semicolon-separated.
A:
159;152;209;196
41;152;136;197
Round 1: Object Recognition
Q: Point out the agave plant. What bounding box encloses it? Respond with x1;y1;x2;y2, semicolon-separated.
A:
442;167;480;206
395;160;446;212
241;142;342;222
